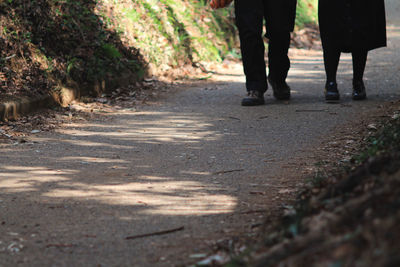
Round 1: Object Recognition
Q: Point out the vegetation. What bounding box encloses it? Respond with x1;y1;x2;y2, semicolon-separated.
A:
296;0;318;29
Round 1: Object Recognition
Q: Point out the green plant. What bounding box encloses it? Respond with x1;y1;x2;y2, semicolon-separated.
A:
296;0;318;28
353;115;400;163
100;43;122;59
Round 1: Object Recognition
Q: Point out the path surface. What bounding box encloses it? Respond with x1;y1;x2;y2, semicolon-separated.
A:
1;1;400;266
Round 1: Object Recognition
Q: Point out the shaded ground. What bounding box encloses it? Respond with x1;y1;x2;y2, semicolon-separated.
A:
1;1;400;267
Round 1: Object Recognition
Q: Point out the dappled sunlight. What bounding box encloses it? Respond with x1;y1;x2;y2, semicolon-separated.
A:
387;25;400;37
180;171;211;176
289;50;353;85
55;111;222;145
0;167;74;193
0;108;231;214
61;139;136;149
43;178;237;215
0;163;238;215
60;156;128;164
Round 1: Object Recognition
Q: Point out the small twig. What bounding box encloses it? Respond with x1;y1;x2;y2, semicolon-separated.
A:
0;131;12;138
126;226;184;240
213;169;244;175
295;109;326;113
193;62;214;74
258;116;269;120
227;116;241;121
250;191;266;195
18;46;27;65
1;54;16;61
46;243;74;248
71;17;86;41
239;209;268;215
251;223;263;229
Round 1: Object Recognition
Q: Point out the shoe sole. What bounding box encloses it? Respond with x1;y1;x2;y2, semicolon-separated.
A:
242;99;265;107
241;100;265;106
352;95;367;101
325;98;340;103
273;93;290;101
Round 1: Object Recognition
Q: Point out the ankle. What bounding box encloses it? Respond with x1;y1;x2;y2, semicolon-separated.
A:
325;81;338;88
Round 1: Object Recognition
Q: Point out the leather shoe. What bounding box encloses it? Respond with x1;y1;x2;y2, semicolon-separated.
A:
241;90;265;106
352;80;367;100
325;82;340;102
268;77;291;100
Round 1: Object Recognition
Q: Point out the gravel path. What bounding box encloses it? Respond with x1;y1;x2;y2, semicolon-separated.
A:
1;1;399;266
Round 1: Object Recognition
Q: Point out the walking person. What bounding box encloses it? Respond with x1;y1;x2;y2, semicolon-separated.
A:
319;0;387;102
211;0;297;106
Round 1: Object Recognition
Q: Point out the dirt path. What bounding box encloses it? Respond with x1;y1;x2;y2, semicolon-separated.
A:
1;1;400;266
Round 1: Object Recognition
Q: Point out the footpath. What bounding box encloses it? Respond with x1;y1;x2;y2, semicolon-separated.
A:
1;1;399;266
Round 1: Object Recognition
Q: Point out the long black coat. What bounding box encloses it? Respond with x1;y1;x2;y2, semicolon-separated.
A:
318;0;387;52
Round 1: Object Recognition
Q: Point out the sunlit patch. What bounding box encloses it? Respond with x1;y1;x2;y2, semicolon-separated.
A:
1;109;235;215
0;176;69;192
59;157;128;163
42;178;237;215
57;112;221;145
180;171;211;176
387;25;400;37
62;139;136;149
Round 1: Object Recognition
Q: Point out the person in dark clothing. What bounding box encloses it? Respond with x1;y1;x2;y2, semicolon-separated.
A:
319;0;387;101
234;0;297;106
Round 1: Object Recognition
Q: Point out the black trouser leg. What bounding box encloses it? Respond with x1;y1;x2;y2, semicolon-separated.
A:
322;45;341;84
352;50;368;82
235;0;267;93
267;31;291;83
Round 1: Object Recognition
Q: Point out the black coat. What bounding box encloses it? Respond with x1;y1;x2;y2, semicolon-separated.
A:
318;0;387;52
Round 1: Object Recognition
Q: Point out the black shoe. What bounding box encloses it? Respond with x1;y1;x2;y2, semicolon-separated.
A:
352;80;367;100
241;90;265;106
268;77;291;100
325;82;340;102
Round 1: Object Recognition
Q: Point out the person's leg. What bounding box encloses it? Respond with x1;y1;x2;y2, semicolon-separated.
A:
267;31;291;83
263;0;295;100
234;0;267;94
323;45;341;84
352;50;368;100
352;50;368;82
322;44;341;101
266;31;292;100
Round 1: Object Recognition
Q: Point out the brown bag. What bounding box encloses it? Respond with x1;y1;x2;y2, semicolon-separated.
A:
210;0;233;9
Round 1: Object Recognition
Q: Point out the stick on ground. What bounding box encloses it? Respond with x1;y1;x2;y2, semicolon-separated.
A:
126;226;185;240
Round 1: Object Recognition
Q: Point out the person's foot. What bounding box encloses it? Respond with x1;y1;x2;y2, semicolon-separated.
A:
352;80;367;100
325;82;340;102
268;77;291;100
241;90;265;106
